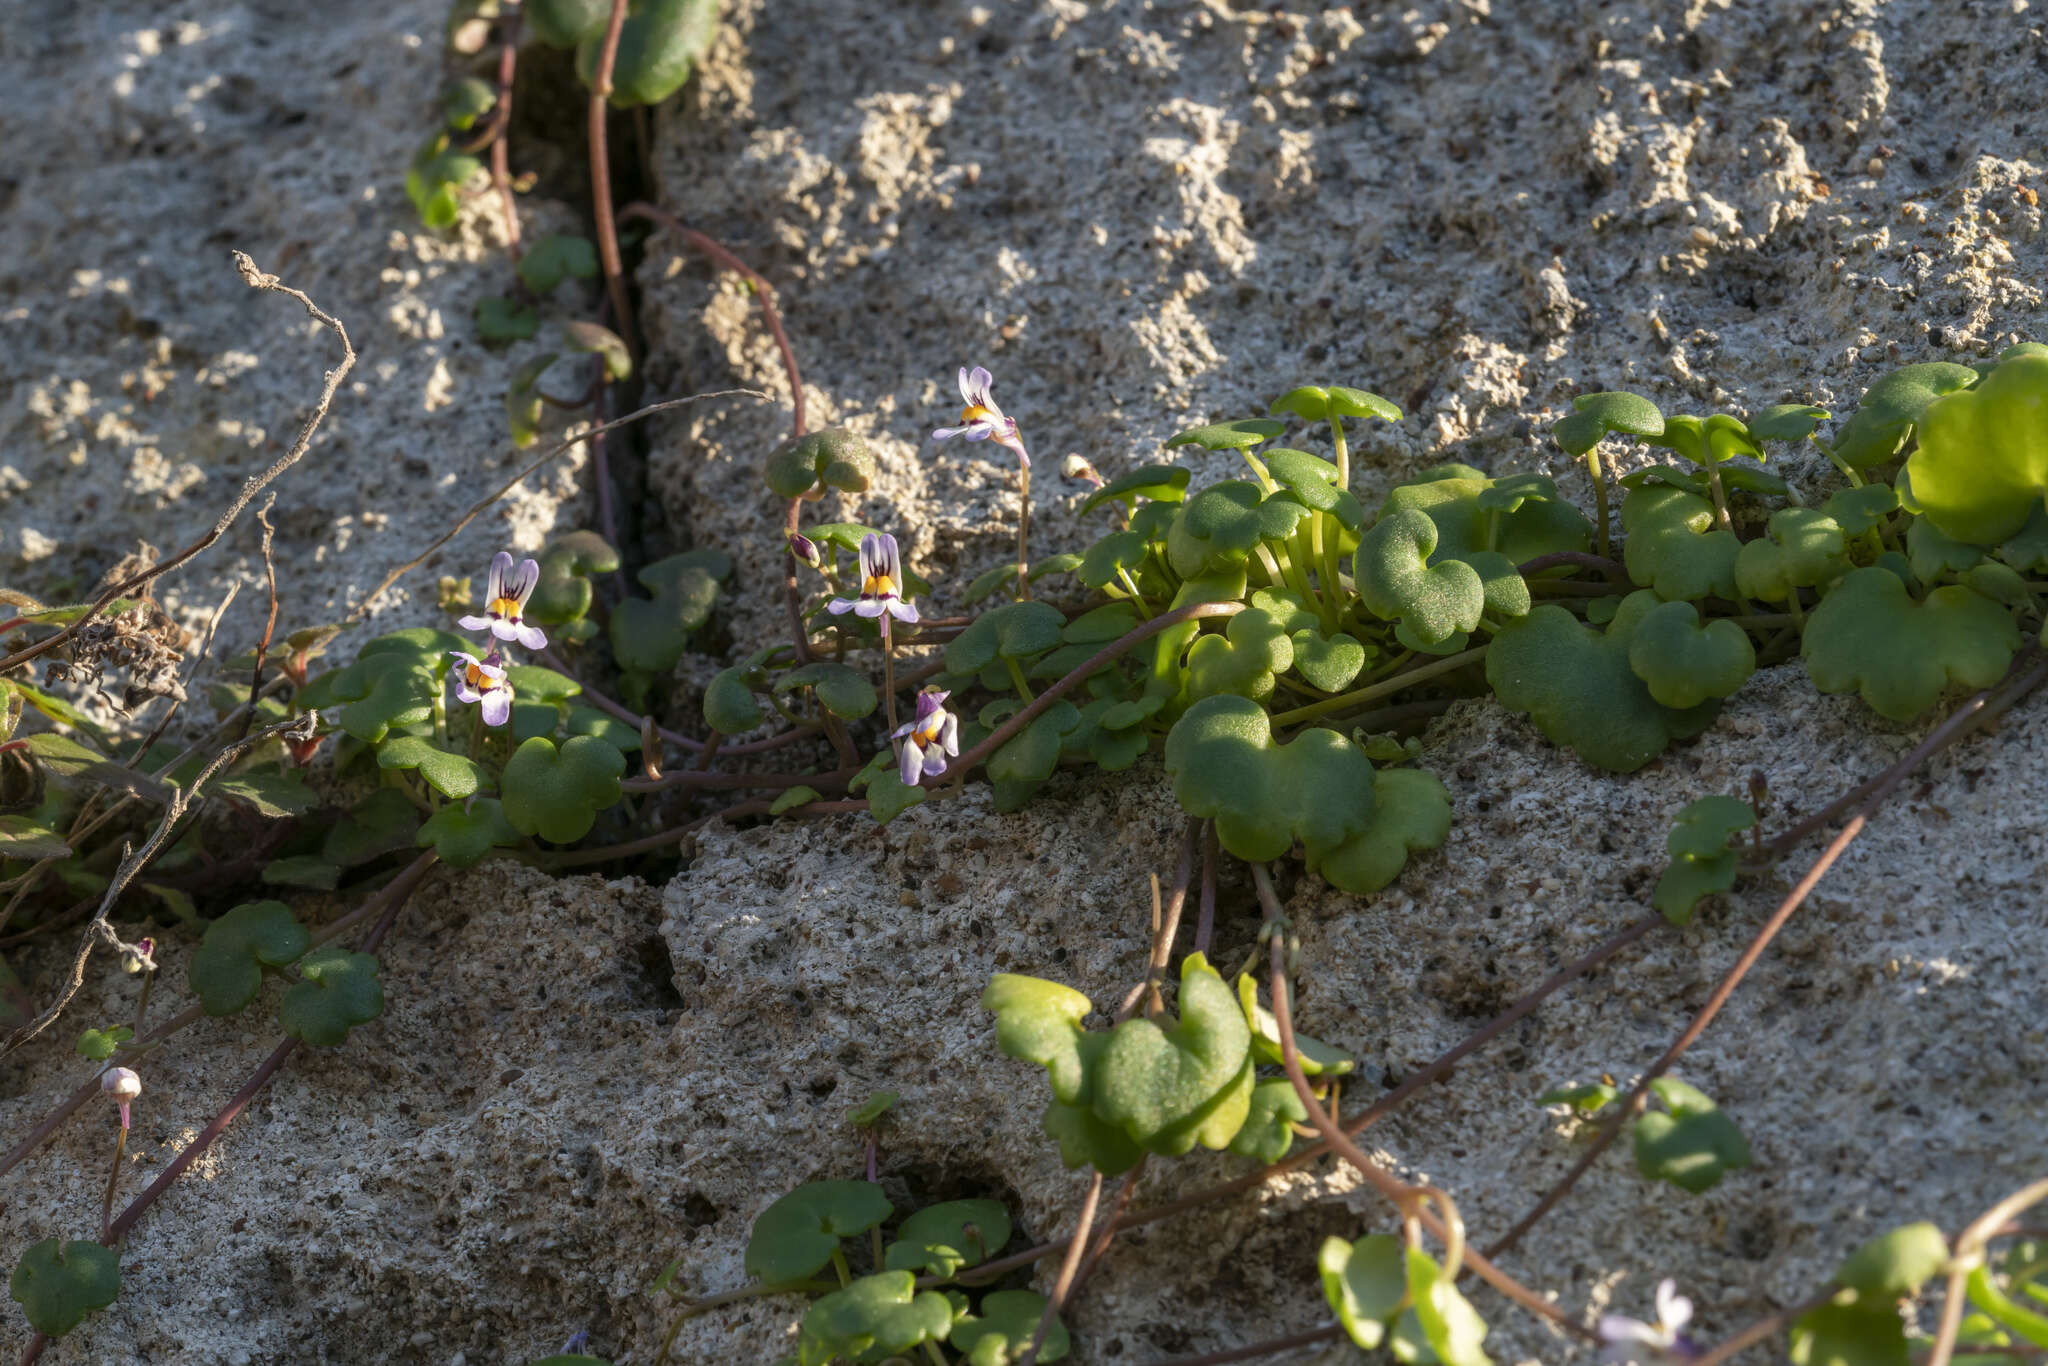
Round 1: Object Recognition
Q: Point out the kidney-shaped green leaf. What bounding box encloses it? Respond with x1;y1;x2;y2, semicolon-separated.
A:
188;900;309;1017
9;1239;119;1339
280;947;384;1047
744;1181;894;1285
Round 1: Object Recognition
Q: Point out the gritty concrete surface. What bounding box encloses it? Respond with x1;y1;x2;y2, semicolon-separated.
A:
0;0;594;669
1;0;2046;1363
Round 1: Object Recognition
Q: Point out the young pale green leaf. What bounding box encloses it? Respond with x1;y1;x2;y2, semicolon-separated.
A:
947;601;1066;674
0;816;68;861
75;1025;133;1061
505;354;555;449
1965;1264;2048;1348
476;296;538;342
1654;853;1738;926
1735;509;1852;603
1626;600;1756;708
280;947;384;1047
1078;530;1151;591
775;662;877;720
574;0;719;107
1803;570;2020;722
1320;1234;1407;1350
797;1271;956;1366
188;901;309;1017
882;1200;1012;1278
1166;481;1310;577
516;234;599;295
262;855;341;891
983;975;1094;1104
1227;1077;1309;1164
563;320;632;381
1790;1302;1910;1366
442;77;496;129
1487;596;1720;773
1092;952;1254;1157
1649;413;1766;467
1539;1081;1618;1114
1080;464;1191;516
377;735;489;799
1165;418;1286;451
1264;449;1343;510
1836;1222;1949;1301
417;798;520;869
1311;767;1454;894
610;550;729;674
1407;1244;1494;1366
1747;403;1831;444
1633;1076;1752;1193
950;1290;1070;1366
1236;973;1353;1076
9;1239;120;1339
1164;694;1377;861
501;735;625;843
847;1090;898;1129
763;427;876;501
1355;505;1485;645
744;1181;894;1285
1552;391;1666;455
1620;486;1740;603
1832;361;1981;470
1653;796;1755;925
1270;384;1402;425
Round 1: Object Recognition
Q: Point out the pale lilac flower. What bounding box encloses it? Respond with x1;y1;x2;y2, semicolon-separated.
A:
933;365;1031;468
827;533;919;625
458;550;547;650
102;1067;141;1129
450;650;514;728
892;688;960;786
1599;1280;1700;1364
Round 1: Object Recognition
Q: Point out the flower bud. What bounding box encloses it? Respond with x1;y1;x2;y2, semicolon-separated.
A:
102;1067;141;1128
1062;453;1105;488
119;938;156;975
786;530;823;569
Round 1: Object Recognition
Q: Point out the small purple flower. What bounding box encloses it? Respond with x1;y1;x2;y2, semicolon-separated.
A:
1599;1280;1700;1364
827;533;919;625
458;550;547;650
102;1067;141;1130
450;650;514;728
892;688;960;786
933;365;1031;469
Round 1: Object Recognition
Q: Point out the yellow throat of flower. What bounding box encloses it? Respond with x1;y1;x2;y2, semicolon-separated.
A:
959;403;996;425
863;573;896;598
488;596;522;618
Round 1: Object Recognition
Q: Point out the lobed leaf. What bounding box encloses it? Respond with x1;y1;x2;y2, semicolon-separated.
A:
188;900;309;1017
500;735;626;843
280;947;384;1047
745;1181;893;1285
1802;569;2019;722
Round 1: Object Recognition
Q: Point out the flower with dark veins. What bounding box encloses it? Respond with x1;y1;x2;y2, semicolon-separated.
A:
449;650;514;728
826;533;919;625
934;365;1031;468
458;550;547;650
892;688;960;786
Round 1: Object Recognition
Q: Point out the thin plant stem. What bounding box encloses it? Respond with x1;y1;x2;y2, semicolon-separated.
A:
883;616;901;735
1587;450;1612;559
1485;815;1869;1260
1254;864;1590;1341
784;498;814;662
1690;1289;1840;1366
1268;645;1487;728
1017;463;1032;600
1194;821;1219;956
98;1124;128;1244
1140;1323;1347;1366
1924;1177;2048;1366
1018;1170;1104;1366
587;0;634;348
488;9;522;259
